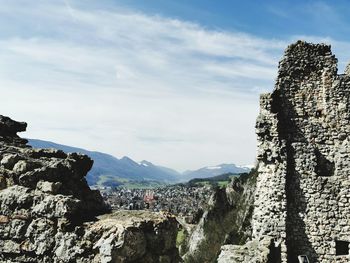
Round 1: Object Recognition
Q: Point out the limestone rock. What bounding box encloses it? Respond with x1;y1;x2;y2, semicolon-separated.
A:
183;170;257;263
0;115;181;262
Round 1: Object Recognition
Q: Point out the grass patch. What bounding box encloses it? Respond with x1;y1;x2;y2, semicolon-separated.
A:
176;228;189;256
176;229;186;247
96;175;128;187
217;180;229;188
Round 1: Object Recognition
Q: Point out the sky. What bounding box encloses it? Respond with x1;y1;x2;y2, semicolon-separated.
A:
1;0;350;172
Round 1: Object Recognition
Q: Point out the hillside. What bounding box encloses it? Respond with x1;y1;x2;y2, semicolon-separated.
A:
181;164;250;182
28;139;251;188
28;139;180;186
186;173;241;187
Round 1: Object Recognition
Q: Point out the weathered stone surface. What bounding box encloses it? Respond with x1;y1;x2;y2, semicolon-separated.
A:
91;211;180;263
183;171;257;262
218;236;274;263
0;115;181;262
218;41;350;262
0;115;27;143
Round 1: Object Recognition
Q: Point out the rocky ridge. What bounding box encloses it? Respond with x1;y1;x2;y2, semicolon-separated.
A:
0;115;180;262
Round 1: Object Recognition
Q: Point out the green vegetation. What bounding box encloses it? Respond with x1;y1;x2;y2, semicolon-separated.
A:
187;173;239;188
96;175;129;187
176;229;186;246
176;228;190;257
217;180;229;188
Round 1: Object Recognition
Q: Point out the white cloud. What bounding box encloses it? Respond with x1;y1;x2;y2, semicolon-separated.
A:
0;1;348;171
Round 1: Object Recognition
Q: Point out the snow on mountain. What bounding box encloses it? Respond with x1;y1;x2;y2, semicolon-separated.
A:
181;163;250;181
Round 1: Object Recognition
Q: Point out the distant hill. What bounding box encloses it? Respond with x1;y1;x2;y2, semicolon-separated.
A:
28;139;251;188
181;164;250;182
185;173;240;187
188;173;238;184
28;139;180;187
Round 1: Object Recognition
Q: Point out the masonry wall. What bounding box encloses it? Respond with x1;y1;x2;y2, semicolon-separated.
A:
253;41;350;263
254;93;288;263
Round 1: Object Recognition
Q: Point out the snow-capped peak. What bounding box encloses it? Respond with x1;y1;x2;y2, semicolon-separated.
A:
237;164;254;169
138;160;153;167
206;166;222;170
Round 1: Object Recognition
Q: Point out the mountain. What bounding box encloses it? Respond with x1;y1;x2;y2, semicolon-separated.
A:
27;139;180;186
27;139;251;187
184;173;239;188
181;164;250;182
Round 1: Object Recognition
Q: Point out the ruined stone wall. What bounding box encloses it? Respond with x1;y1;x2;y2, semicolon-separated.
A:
218;41;350;263
254;93;288;262
277;42;350;263
255;41;350;263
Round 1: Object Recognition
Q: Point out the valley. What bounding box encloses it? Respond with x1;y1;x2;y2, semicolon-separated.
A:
28;139;250;188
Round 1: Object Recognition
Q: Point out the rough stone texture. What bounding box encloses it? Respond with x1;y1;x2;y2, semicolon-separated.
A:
183;171;257;263
218;236;274;263
0;115;181;262
218;41;350;262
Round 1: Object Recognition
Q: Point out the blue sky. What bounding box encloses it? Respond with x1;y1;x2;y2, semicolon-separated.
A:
111;0;350;39
1;1;350;171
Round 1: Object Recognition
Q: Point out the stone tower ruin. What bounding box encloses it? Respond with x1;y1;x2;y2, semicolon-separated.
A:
219;41;350;262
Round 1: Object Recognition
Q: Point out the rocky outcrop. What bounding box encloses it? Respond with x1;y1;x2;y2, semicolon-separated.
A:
218;236;275;263
183;170;257;263
0;115;27;144
218;41;350;262
0;115;180;262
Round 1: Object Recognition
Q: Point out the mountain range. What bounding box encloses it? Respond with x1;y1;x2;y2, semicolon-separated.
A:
28;139;251;187
182;164;250;181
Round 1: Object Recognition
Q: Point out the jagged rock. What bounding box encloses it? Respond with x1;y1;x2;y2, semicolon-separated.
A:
183;171;257;262
0;115;181;262
344;62;350;75
218;236;274;263
0;115;27;144
218;41;350;262
36;180;62;194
